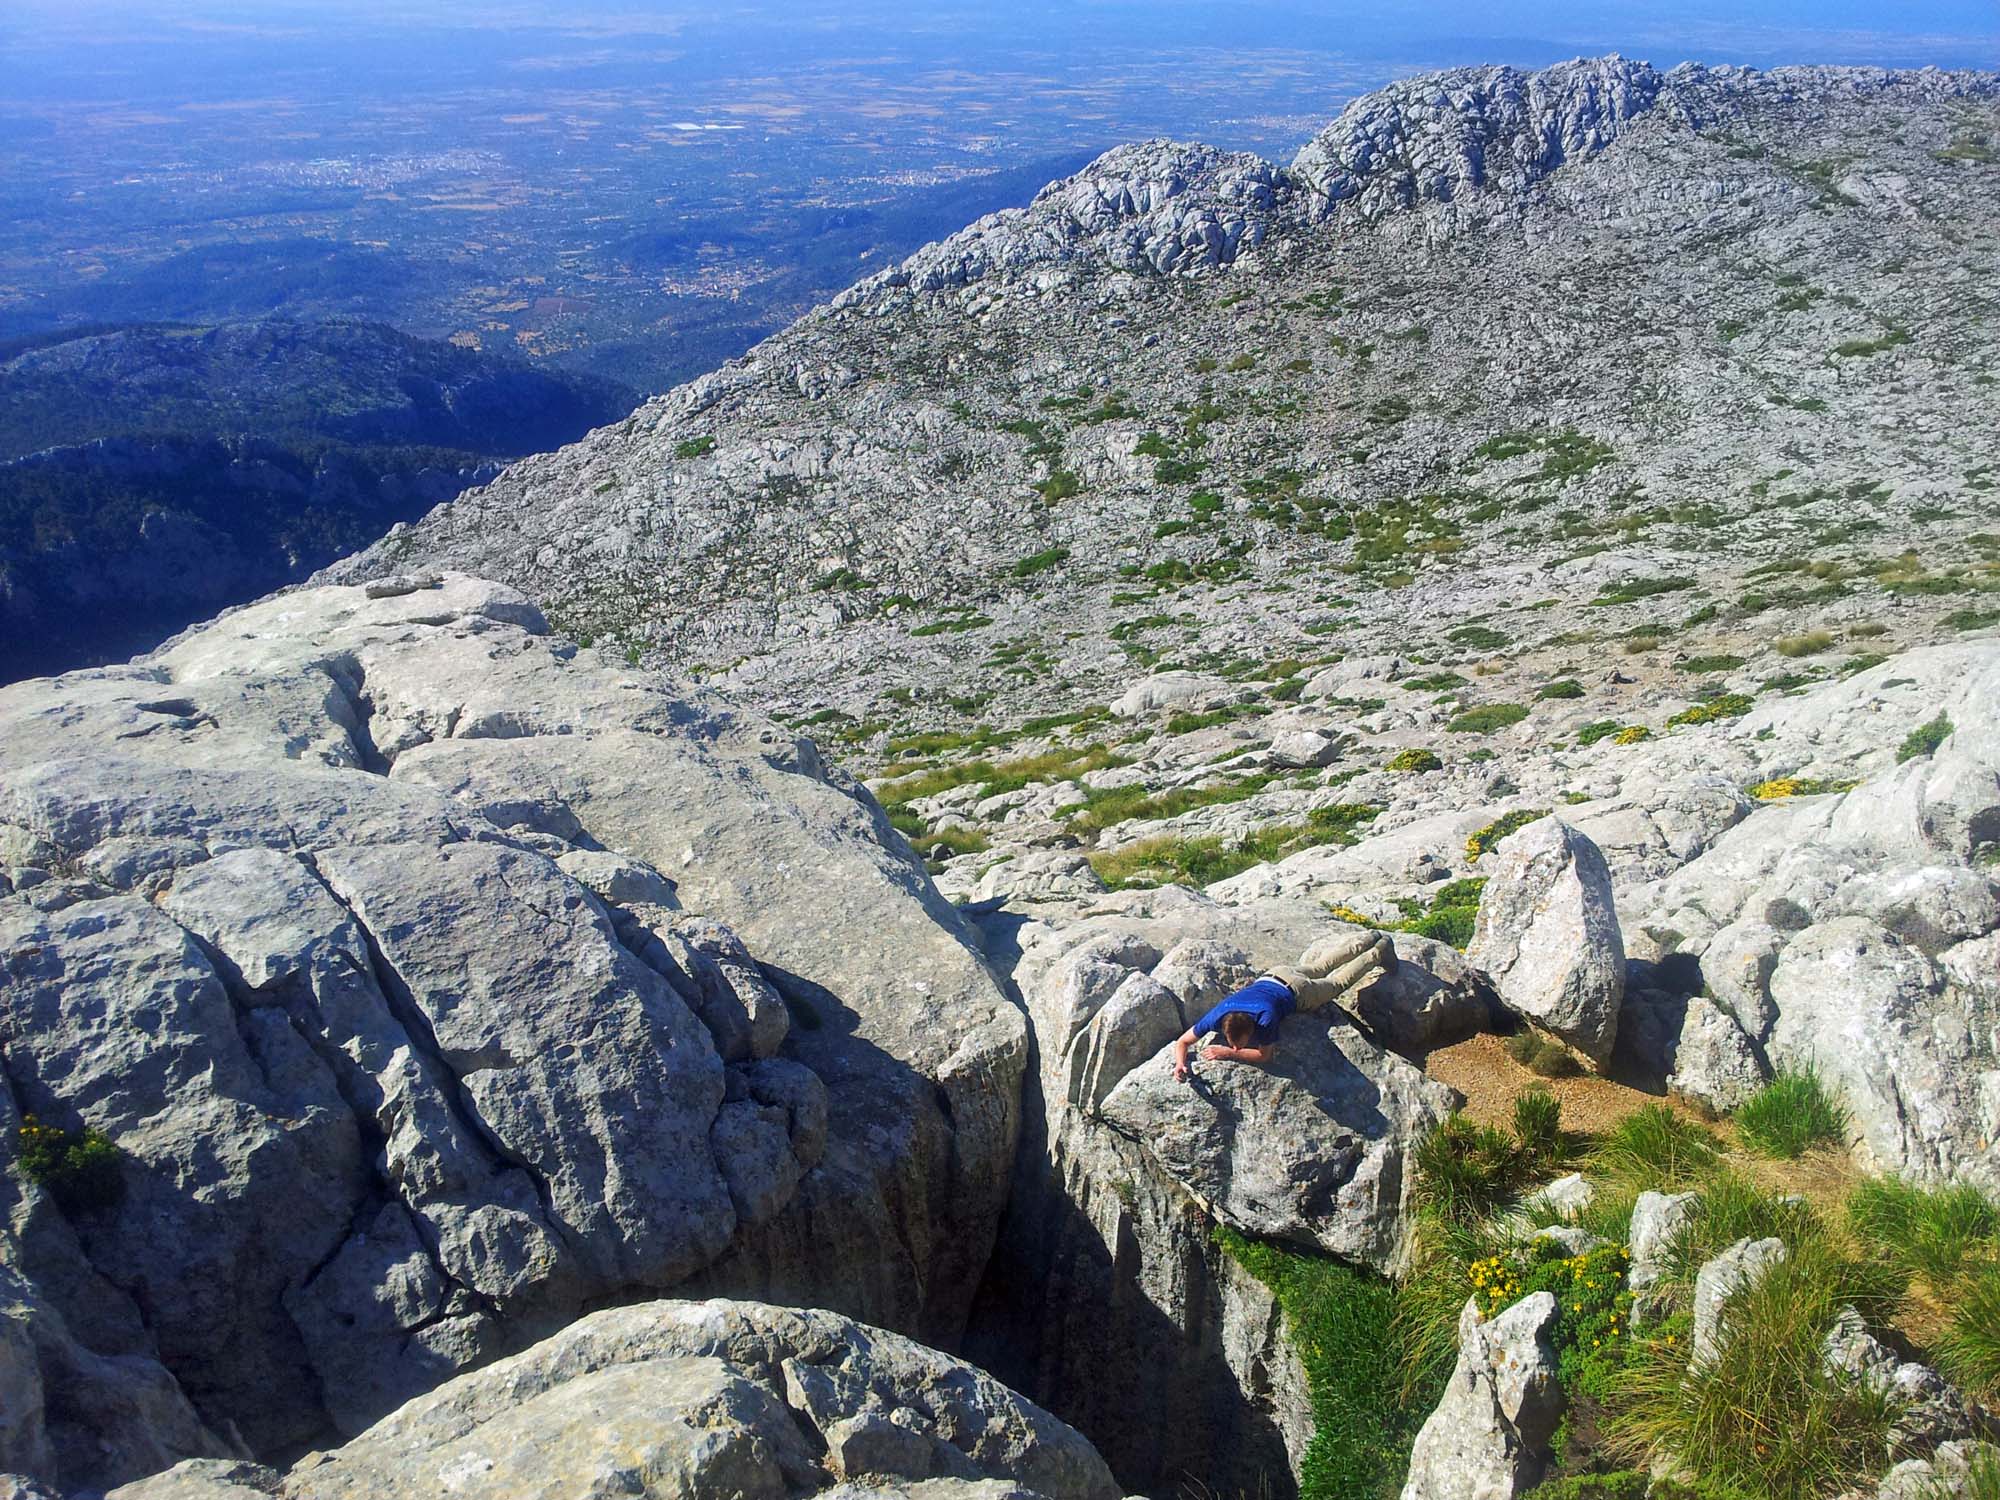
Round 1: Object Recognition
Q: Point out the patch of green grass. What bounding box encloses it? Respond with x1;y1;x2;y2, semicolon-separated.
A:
1467;809;1547;859
1897;712;1954;762
1680;654;1746;674
1576;720;1623;747
1032;469;1082;502
1939;1265;2000;1399
1538;679;1585;700
1774;631;1834;657
1589;1104;1719;1190
1593;576;1695;607
1609;1244;1897;1500
875;743;1122;809
1833;327;1912;358
1449;624;1509;650
1402;672;1469;693
673;435;716;459
1216;1226;1427;1500
1089;804;1379;890
1063;771;1280;838
1733;1069;1848;1159
1847;1177;1999;1292
1009;545;1070;578
1447;703;1529;735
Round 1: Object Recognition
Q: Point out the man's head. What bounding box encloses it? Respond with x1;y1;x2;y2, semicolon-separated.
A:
1222;1011;1257;1049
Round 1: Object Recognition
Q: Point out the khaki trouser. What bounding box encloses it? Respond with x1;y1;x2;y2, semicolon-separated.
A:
1269;930;1396;1013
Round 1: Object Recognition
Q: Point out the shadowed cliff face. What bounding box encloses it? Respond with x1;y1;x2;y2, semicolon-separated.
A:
0;320;636;683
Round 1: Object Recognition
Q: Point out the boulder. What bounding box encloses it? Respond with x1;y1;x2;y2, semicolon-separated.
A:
1768;916;1997;1189
1691;1236;1788;1368
1109;672;1234;718
108;1301;1125;1500
1268;729;1341;769
1618;989;1767;1114
1099;1010;1458;1270
1066;972;1186;1116
1866;1442;2000;1500
1824;1307;1992;1459
1467;818;1625;1067
0;576;1027;1469
1399;1293;1562;1500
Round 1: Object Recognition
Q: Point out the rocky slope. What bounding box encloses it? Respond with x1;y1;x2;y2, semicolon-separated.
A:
330;57;1999;732
4;50;2000;1500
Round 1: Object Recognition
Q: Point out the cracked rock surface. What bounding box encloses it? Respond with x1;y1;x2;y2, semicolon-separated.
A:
0;575;1024;1485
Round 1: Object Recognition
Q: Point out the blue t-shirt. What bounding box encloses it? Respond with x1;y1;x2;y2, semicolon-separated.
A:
1192;976;1296;1046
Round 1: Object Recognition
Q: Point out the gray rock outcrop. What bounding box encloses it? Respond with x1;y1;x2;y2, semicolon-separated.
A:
1467;818;1626;1067
1399;1293;1563;1500
0;576;1025;1480
106;1300;1124;1500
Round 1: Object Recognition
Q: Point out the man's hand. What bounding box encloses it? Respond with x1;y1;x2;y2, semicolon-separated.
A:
1200;1045;1233;1062
1171;1030;1196;1082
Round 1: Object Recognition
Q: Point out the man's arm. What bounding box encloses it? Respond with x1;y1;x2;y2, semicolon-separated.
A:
1199;1043;1275;1065
1171;1029;1198;1081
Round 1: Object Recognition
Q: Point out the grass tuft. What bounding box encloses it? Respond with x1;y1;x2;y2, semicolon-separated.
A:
1732;1069;1848;1159
1505;1029;1584;1078
1589;1104;1719;1190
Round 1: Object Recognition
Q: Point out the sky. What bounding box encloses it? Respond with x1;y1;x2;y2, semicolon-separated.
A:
4;0;1998;82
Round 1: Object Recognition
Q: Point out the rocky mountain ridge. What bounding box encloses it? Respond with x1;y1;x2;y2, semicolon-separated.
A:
4;49;2000;1500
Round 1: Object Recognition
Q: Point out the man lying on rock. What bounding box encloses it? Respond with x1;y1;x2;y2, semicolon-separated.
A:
1172;931;1396;1080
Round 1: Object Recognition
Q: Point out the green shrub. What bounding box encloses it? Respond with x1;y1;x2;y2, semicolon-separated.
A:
1506;1029;1583;1078
1403;672;1469;693
1897;712;1954;762
1538;679;1585;700
1732;1069;1848;1159
15;1118;123;1213
673;435;716;459
1576;720;1622;746
1448;703;1529;734
1589;1104;1718;1190
1467;809;1547;859
1032;470;1081;502
1939;1265;2000;1399
1525;1474;1650;1500
1216;1227;1426;1500
1386;747;1443;773
1593;575;1695;606
1848;1177;1999;1290
1400;878;1485;949
1680;654;1746;674
1415;1115;1530;1224
1009;545;1069;577
1449;624;1509;650
1668;694;1754;727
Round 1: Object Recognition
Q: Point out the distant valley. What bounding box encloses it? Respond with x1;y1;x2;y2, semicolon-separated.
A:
0;319;634;680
